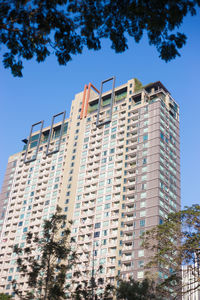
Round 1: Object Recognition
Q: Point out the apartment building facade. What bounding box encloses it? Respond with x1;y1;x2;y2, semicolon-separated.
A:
0;77;180;296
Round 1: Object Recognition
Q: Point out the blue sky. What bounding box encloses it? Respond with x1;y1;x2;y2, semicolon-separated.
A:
1;14;200;208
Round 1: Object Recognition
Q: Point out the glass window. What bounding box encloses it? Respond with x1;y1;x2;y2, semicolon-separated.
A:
103;221;109;227
101;158;107;164
97;197;103;203
98;189;104;195
96;205;103;211
138;250;144;257
99;181;105;187
140;211;146;217
104;203;110;209
143;158;147;165
94;231;100;238
95;223;101;229
110;148;115;154
103;230;107;236
143;134;148;141
141;192;146;199
137;271;144;279
140;220;145;227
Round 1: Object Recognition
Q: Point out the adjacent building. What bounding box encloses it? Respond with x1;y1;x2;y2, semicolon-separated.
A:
0;77;180;296
182;259;200;300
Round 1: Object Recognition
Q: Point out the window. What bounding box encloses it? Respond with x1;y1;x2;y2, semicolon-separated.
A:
95;223;101;229
140;211;146;217
103;221;109;227
98;189;104;195
104;203;110;209
143;134;148;141
142;183;146;190
103;230;108;236
104;212;109;217
141;175;147;181
110;148;115;154
137;271;144;279
143;158;147;165
94;232;100;238
105;195;111;201
140;220;145;227
74;211;80;217
138;250;144;257
108;163;114;169
106;186;112;193
141;192;146;199
101;158;107;164
96;205;103;211
23;227;28;233
97;197;103;203
160;132;164;140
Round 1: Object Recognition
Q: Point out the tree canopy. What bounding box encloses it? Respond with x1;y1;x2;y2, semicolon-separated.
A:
1;0;200;77
0;294;13;300
116;278;162;300
143;204;200;299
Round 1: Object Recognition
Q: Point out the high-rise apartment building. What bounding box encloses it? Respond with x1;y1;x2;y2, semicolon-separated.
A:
0;77;180;296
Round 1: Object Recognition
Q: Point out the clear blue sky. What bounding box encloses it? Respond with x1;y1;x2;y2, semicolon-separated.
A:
1;14;200;208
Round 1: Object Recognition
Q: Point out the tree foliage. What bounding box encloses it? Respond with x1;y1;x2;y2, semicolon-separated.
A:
1;0;200;76
143;204;200;299
70;265;114;300
0;294;13;300
12;206;76;300
116;278;162;300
